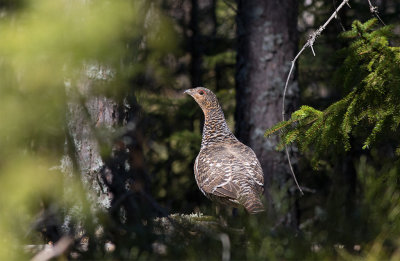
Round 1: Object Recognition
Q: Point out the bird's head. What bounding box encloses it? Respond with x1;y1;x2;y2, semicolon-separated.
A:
184;87;219;111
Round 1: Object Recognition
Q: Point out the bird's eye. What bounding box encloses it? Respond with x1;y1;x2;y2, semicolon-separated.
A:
199;90;205;95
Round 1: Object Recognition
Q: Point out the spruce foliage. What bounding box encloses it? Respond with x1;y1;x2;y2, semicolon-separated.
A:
265;19;400;166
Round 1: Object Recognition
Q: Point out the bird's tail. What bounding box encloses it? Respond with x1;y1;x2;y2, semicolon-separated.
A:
241;194;265;214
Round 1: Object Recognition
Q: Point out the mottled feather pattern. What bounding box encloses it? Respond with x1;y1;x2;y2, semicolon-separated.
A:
185;87;265;214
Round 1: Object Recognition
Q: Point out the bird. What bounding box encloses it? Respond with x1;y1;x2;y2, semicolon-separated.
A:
184;87;265;214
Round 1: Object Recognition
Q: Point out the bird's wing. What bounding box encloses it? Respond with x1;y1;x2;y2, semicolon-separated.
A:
194;155;207;196
196;143;263;200
231;143;264;194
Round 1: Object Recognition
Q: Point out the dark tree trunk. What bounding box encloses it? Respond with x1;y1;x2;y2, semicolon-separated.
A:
189;0;216;88
235;0;299;221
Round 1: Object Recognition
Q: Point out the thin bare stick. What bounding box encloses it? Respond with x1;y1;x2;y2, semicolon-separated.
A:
285;146;303;195
367;0;386;25
31;237;73;261
281;0;351;195
333;0;346;31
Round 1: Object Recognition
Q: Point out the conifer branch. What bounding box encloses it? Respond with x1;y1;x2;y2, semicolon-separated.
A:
277;19;399;166
265;119;297;138
281;0;351;195
282;0;351;122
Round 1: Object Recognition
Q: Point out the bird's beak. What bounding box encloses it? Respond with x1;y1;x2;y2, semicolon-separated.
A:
184;89;193;96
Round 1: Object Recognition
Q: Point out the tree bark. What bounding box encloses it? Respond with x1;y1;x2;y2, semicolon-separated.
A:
64;64;152;230
235;0;299;220
65;65;117;210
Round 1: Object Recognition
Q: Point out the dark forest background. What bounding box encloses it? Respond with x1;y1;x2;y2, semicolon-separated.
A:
0;0;400;260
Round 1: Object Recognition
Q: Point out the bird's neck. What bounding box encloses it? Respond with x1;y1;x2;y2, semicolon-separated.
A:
201;105;236;148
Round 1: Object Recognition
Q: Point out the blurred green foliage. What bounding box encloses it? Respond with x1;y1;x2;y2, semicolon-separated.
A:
0;0;176;259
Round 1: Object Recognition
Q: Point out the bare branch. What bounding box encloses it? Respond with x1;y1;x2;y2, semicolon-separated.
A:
281;0;351;196
31;237;73;261
367;0;386;25
333;0;346;31
219;233;231;261
285;146;303;195
283;0;351;120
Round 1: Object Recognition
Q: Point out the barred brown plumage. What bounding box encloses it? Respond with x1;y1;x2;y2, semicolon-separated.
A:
185;87;265;214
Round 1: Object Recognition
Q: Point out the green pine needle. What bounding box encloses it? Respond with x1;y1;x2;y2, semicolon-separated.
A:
265;19;400;161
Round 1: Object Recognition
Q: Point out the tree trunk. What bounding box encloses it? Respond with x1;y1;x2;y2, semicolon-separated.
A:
189;0;216;88
235;0;299;221
64;64;152;231
65;65;115;211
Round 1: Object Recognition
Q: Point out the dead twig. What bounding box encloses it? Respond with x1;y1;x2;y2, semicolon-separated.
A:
219;233;230;261
333;0;346;31
367;0;386;25
281;0;352;196
31;236;73;261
